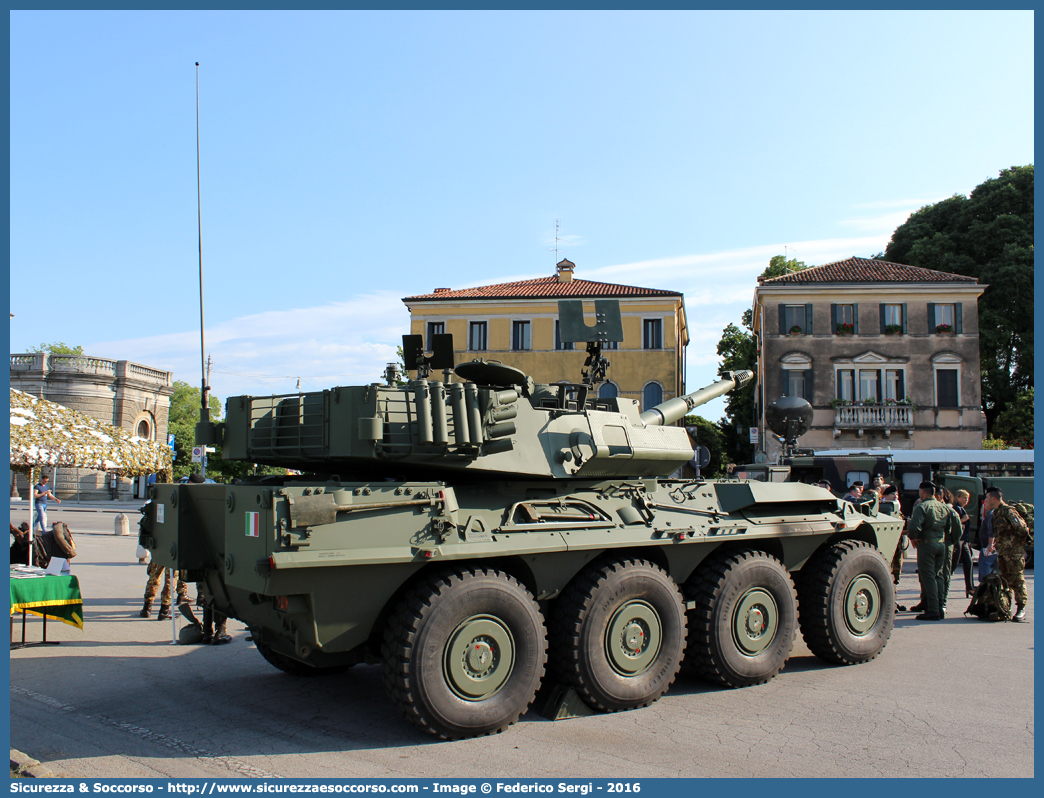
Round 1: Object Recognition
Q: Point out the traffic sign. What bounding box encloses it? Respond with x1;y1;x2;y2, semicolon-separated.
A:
191;446;203;463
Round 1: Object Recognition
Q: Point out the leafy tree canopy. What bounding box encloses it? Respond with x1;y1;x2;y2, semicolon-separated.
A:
992;388;1033;449
761;255;809;280
882;165;1033;428
167;381;221;481
683;415;727;477
28;342;83;355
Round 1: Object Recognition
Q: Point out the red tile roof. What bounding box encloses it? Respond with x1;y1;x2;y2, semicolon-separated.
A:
758;257;978;284
403;275;682;302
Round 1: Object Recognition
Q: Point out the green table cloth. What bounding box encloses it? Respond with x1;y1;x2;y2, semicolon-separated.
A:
9;573;83;630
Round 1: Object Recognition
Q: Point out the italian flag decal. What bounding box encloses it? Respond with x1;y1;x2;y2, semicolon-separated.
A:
245;512;259;538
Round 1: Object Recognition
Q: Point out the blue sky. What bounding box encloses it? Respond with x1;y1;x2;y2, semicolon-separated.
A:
9;10;1034;421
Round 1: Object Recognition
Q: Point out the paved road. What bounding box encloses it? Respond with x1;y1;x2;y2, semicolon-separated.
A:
10;506;1035;779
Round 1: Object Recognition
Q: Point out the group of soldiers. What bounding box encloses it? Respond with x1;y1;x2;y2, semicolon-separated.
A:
827;475;1031;623
903;481;1029;622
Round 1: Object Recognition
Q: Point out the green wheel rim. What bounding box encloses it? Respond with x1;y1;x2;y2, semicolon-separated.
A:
605;600;662;675
732;588;778;656
843;575;880;635
443;615;515;701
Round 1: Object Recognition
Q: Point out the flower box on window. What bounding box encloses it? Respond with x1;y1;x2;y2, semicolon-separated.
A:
884;324;903;335
935;323;953;334
788;325;803;335
835;323;854;336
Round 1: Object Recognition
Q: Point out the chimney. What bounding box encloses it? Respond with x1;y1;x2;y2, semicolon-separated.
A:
556;258;575;283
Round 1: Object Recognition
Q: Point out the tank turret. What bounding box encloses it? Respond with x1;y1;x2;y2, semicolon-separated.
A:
219;302;753;481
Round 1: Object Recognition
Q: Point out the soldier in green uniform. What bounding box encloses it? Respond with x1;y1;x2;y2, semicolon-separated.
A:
984;487;1030;622
907;481;961;620
936;487;965;616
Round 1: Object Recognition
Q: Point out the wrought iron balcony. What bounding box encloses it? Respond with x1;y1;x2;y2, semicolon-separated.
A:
834;404;913;429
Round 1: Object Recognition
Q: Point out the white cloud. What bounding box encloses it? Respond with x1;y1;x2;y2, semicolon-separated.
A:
89;291;410;398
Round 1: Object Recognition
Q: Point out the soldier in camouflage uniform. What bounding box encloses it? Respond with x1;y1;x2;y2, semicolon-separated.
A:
140;561;189;620
907;481;962;621
984;487;1029;622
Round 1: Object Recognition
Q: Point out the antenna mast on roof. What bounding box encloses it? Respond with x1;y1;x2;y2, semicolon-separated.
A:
551;219;560;262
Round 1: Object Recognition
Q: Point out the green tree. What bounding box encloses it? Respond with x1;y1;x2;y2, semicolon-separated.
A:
166;381;221;480
28;342;84;355
992;388;1033;449
683;414;727;477
716;309;758;464
760;255;809;280
882;165;1033;429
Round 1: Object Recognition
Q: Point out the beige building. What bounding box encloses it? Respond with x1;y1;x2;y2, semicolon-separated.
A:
751;258;986;459
402;259;689;410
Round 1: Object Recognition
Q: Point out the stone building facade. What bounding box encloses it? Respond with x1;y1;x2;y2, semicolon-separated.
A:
402;259;689;410
751;258;986;460
10;353;174;500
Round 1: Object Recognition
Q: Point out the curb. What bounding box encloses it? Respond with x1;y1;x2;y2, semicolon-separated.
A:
10;749;55;778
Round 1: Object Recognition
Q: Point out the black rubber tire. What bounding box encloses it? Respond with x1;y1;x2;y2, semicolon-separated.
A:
549;559;686;712
798;540;895;665
381;568;546;740
686;550;797;688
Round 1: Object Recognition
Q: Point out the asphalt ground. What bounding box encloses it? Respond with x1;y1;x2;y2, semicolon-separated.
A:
9;503;1035;779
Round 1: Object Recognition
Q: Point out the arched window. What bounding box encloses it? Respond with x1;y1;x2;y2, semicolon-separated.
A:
643;382;663;411
598;382;618;399
133;413;154;441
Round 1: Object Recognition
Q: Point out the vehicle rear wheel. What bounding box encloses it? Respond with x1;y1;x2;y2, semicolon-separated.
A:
686;550;797;688
381;568;546;740
798;540;894;665
549;558;686;712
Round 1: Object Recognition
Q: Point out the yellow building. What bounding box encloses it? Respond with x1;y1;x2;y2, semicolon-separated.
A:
402;259;689;410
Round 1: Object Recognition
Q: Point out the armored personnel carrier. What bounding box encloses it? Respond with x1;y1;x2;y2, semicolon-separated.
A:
140;300;902;740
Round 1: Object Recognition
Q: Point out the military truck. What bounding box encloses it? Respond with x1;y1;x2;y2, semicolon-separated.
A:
140;300;903;740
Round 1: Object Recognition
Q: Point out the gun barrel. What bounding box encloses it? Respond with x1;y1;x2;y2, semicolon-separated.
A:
640;370;754;427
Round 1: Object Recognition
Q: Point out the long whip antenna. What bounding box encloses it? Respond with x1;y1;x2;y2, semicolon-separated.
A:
195;61;208;413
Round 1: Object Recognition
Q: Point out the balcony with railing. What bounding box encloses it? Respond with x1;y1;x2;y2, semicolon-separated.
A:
834;403;914;430
10;354;171;386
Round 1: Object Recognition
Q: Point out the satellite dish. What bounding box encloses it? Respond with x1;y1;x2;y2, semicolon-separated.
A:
766;396;814;445
696;445;711;469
